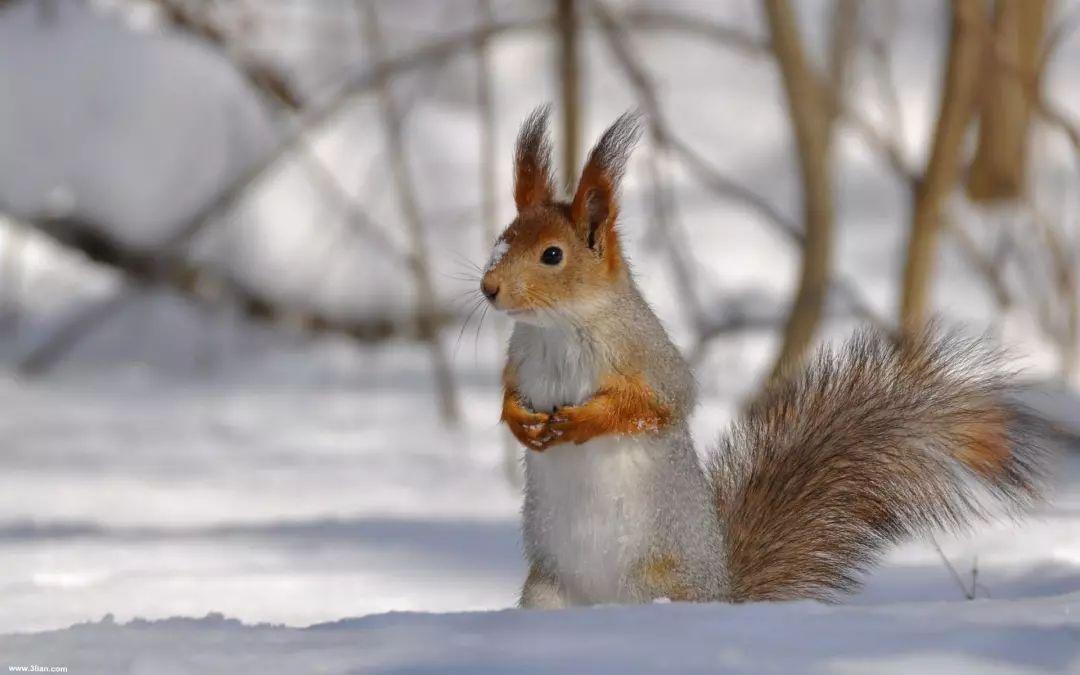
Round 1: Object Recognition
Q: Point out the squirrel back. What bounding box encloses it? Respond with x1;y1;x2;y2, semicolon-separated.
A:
484;107;1049;607
712;326;1047;602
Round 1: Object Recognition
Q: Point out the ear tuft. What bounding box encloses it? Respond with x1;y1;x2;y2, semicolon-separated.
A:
571;111;643;258
581;110;643;190
514;104;555;212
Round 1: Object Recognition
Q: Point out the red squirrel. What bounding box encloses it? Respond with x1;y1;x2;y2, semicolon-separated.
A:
481;106;1048;607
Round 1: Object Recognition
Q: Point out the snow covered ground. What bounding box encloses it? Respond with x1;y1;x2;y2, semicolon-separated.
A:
3;0;1080;672
0;344;1079;673
2;592;1080;674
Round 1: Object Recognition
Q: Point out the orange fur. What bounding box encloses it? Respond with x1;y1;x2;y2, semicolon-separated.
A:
481;204;625;317
514;373;670;451
500;367;669;452
515;169;553;213
513;106;555;211
570;170;622;278
502;364;551;450
641;553;692;601
954;408;1012;479
503;389;551;449
483;108;639;318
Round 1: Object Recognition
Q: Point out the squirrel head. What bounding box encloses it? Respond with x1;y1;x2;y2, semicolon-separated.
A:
481;106;642;325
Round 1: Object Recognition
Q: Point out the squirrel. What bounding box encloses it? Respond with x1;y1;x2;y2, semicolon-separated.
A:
480;105;1048;608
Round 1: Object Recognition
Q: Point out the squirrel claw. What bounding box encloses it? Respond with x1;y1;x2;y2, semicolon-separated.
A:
505;404;555;451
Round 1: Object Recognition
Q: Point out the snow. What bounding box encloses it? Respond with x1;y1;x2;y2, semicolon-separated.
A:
485;237;511;273
1;592;1079;673
2;0;1080;672
0;353;1078;673
0;0;275;244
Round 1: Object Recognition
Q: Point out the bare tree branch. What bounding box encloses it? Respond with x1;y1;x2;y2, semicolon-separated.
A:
669;136;888;335
865;5;908;160
761;0;837;377
900;0;987;333
621;7;769;56
621;5;918;185
587;1;705;334
475;0;499;248
153;0;303;109
15;213;439;373
154;0;409;263
589;0;889;356
22;0;409;368
360;1;460;424
158;14;551;255
0;221;25;335
943;211;1014;310
18;287;143;374
1030;203;1079;379
17;11;555;375
557;0;582;185
826;0;860;138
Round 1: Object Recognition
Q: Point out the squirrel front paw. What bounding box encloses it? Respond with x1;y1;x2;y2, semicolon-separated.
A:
502;399;553;451
549;393;665;446
547;405;600;446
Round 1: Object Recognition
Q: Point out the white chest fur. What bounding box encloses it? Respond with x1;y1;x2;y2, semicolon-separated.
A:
513;325;657;604
512;325;596;413
525;436;658;603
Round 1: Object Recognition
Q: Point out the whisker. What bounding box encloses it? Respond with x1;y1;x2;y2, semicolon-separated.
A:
474;303;490;365
448;289;484;311
454;296;487;361
441;271;482;283
451;250;485;274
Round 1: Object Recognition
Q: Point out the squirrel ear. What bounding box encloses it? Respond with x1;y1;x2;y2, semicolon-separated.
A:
514;105;555;212
570;111;642;257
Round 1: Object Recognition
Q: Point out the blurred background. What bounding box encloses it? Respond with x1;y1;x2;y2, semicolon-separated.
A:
2;0;1080;634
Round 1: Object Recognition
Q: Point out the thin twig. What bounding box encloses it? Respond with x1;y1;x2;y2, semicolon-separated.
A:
621;5;917;185
943;211;1014;309
0;220;25;335
159;15;551;253
621;7;770;56
24;0;410;367
475;0;499;248
590;0;889;343
11;212;446;374
360;0;460;424
588;0;706;334
931;538;976;600
1030;202;1079;378
865;4;908;159
153;0;304;109
668;134;888;331
19;287;144;374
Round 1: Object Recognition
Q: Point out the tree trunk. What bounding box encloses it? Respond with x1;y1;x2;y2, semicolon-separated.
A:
557;0;581;184
762;0;836;378
967;0;1049;202
900;0;986;334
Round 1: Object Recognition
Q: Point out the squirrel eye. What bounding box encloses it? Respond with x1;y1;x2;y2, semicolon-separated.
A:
540;246;563;266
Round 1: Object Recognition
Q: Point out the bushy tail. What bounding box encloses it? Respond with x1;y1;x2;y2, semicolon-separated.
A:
710;327;1049;602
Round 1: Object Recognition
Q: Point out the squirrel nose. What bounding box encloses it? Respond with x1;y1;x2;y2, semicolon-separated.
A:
481;278;499;302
